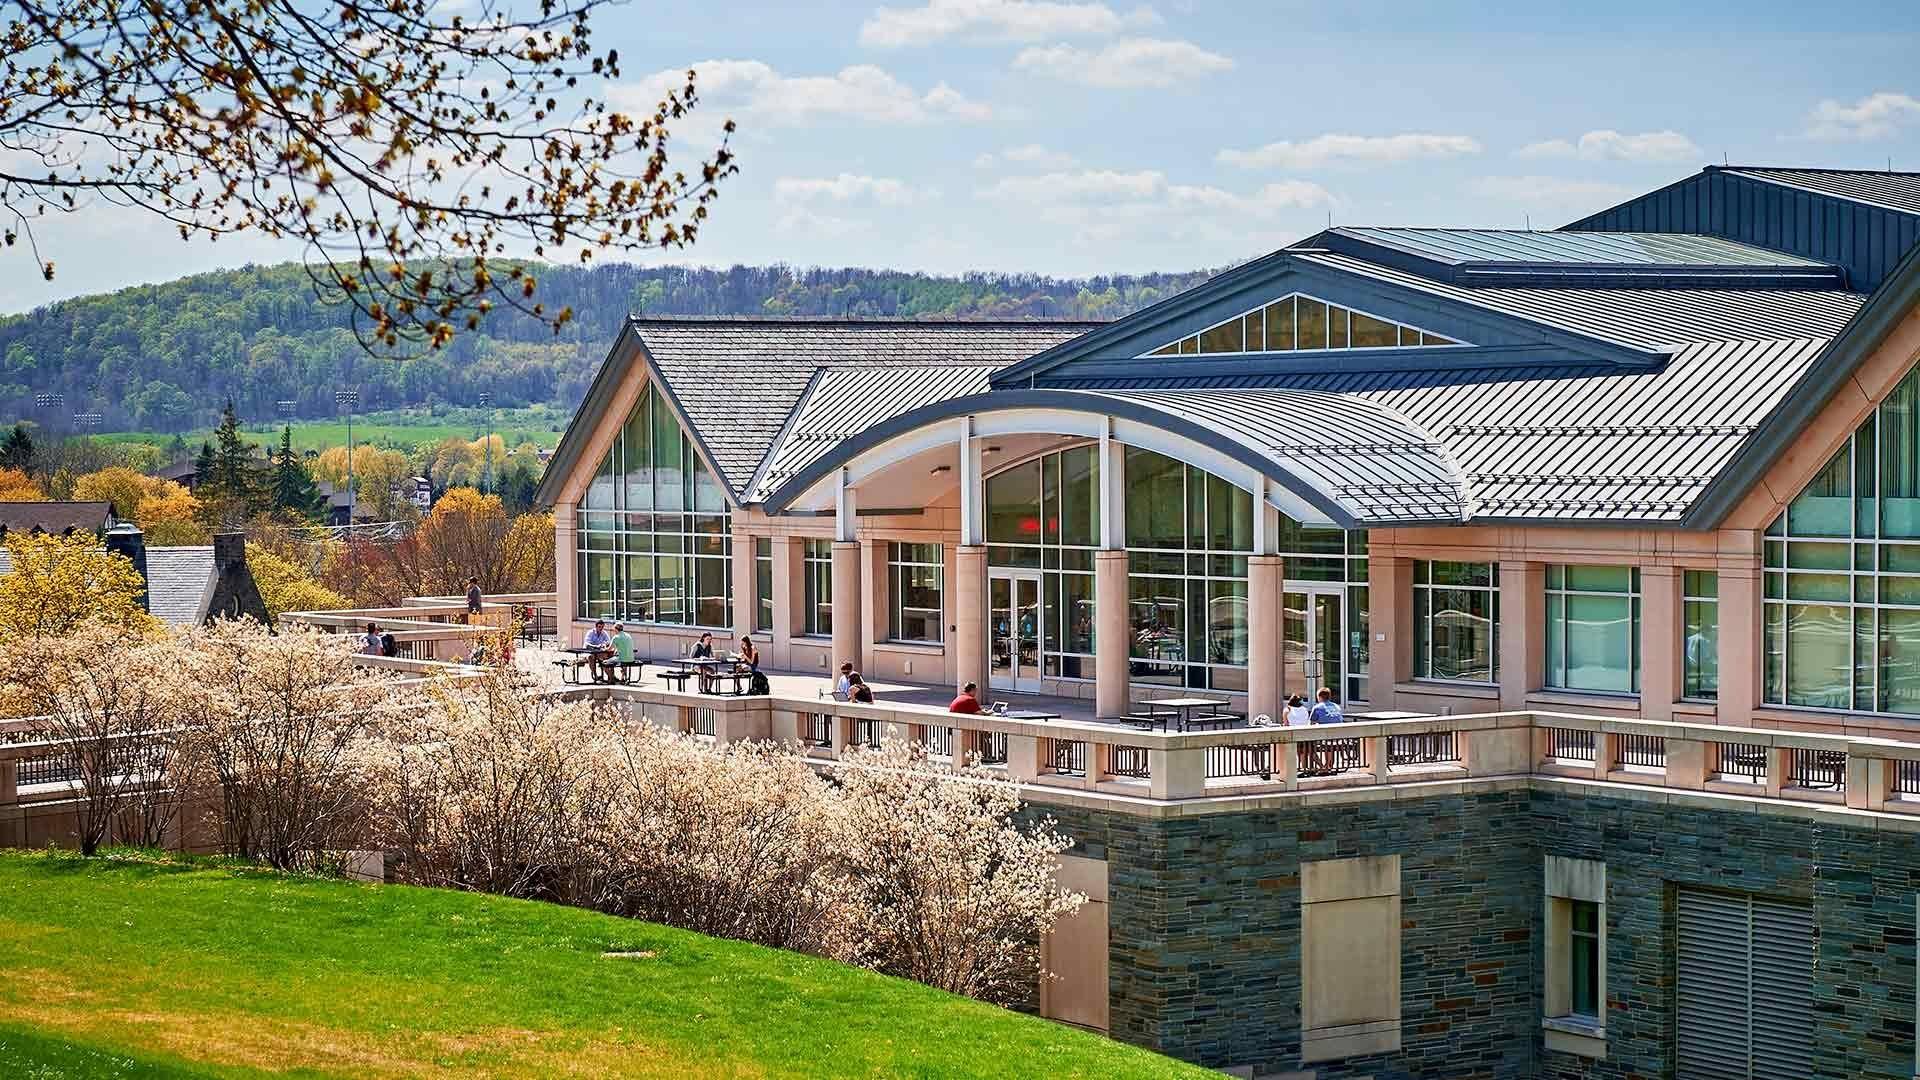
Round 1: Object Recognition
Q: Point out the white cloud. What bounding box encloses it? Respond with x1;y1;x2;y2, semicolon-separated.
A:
1804;92;1920;141
860;0;1159;47
1515;129;1701;162
977;169;1332;245
1469;175;1636;213
773;173;924;206
979;168;1167;202
1217;133;1481;170
1011;37;1231;89
974;143;1080;169
621;60;990;127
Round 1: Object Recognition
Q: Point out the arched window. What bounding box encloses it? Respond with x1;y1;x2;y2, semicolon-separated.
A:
575;384;732;626
1764;363;1920;713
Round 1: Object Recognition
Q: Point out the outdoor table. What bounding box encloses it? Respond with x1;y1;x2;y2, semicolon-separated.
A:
1142;696;1229;732
559;646;601;684
1000;709;1062;723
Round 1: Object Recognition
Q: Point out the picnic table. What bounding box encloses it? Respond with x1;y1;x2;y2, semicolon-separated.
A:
555;646;603;685
673;655;752;696
1139;696;1238;732
1000;708;1062;723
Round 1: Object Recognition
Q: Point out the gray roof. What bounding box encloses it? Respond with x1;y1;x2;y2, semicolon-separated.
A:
754;364;996;501
0;543;216;625
1291;251;1866;352
0;501;113;534
142;546;217;626
632;317;1103;499
1332;228;1830;267
1725;167;1920;216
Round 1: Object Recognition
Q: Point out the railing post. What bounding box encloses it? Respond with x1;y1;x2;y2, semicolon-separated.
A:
1845;755;1885;811
1766;746;1788;797
1369;735;1390;783
1665;738;1707;790
1006;734;1040;781
830;711;851;757
1464;721;1534;777
1149;747;1206;799
1275;734;1300;790
1594;731;1618;780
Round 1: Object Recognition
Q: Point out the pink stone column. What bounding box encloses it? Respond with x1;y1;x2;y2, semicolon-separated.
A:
1095;550;1130;718
731;527;757;650
831;541;863;676
1247;555;1284;724
1499;562;1545;711
861;539;890;672
954;545;988;693
1639;565;1682;721
1368;555;1414;709
1718;564;1763;727
553;504;578;646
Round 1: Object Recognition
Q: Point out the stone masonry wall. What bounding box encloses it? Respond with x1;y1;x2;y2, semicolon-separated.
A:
1031;785;1920;1079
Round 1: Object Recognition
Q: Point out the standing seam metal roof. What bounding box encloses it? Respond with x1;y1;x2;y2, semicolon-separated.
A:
1724;167;1920;216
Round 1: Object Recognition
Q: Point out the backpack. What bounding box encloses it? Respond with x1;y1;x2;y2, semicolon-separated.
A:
380;633;398;658
749;671;770;696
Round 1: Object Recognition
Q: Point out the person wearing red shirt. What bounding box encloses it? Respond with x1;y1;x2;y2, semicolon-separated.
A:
949;681;983;714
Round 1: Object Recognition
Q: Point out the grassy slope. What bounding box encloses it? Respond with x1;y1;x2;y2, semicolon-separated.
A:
0;851;1207;1079
95;407;568;455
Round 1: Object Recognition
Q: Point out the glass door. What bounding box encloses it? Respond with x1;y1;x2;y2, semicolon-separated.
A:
1283;587;1344;703
990;570;1044;693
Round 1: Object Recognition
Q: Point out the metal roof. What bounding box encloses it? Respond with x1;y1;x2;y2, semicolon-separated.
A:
754;365;995;501
1723;167;1920;216
1292;251;1865;352
631;318;1102;500
1332;228;1828;266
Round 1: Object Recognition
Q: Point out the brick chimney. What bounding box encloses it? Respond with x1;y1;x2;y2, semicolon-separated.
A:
205;531;270;625
104;522;150;612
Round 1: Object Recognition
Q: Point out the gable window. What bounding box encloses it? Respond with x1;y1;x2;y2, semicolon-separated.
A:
1145;292;1464;358
1544;565;1639;694
575;384;731;627
1413;560;1499;683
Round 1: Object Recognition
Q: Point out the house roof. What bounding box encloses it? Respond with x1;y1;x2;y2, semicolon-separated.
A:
1722;166;1920;216
0;501;114;534
0;543;216;626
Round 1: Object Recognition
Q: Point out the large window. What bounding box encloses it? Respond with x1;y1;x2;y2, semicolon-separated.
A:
803;539;833;637
1414;560;1499;682
1544;565;1639;694
1764;366;1920;715
575;384;731;626
986;445;1099;678
1144;292;1464;357
754;538;773;633
888;543;944;643
1125;447;1251;690
1684;571;1718;700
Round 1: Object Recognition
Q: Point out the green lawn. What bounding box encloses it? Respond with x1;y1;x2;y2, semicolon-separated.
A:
95;406;567;456
0;851;1207;1079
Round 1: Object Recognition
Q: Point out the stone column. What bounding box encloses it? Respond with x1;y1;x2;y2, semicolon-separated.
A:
1367;554;1414;709
861;539;890;672
954;545;988;693
553;504;578;646
1499;561;1545;711
1717;563;1764;727
1247;555;1284;724
731;527;757;650
831;540;863;675
771;536;799;667
1094;550;1130;717
1639;565;1682;721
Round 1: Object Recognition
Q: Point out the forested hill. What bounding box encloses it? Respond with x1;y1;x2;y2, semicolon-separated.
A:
0;261;1214;431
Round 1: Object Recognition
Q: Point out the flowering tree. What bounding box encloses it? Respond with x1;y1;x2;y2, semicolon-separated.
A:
831;744;1085;1005
1;0;736;355
0;532;156;642
0;628;195;853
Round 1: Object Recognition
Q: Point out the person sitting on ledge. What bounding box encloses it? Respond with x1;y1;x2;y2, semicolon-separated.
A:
846;671;874;704
949;682;983;714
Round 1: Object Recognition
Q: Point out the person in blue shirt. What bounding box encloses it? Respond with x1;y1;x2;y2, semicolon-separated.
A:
582;620;614;681
1310;687;1344;725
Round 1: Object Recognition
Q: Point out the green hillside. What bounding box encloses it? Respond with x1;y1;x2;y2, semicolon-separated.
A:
0;261;1212;434
0;849;1208;1078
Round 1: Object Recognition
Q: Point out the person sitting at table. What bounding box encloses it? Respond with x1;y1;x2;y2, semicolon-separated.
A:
582;620;614;681
737;635;767;695
691;631;716;692
1310;687;1344;725
846;671;874;704
832;662;853;701
610;623;635;681
1284;694;1317;773
949;681;982;714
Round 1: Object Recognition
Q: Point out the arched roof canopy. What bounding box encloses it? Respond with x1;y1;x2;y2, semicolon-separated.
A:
760;388;1467;529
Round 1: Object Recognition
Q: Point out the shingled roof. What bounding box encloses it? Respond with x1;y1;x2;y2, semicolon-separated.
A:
540;317;1105;506
0;501;114;535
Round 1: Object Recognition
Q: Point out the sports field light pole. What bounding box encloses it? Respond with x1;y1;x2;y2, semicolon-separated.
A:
335;389;359;524
35;392;64;432
479;391;493;496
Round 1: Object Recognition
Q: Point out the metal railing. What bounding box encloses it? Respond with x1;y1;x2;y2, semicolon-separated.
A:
921;725;954;759
964;729;1008;766
1048;739;1087;777
1301;736;1367;777
1787;747;1847;791
803;713;833;748
1206;743;1273;780
1897;759;1920;798
1109;745;1151;779
1545;727;1596;763
853;718;883;750
1387;731;1460;767
1714;741;1769;782
691;708;716;738
1617;733;1666;769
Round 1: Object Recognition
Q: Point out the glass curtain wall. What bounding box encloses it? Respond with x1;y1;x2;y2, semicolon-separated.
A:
575;384;731;626
803;539;833;637
1764;367;1920;714
1683;571;1718;700
754;538;773;633
1124;447;1253;690
1544;565;1640;693
985;445;1098;677
1414;560;1500;682
1276;517;1371;702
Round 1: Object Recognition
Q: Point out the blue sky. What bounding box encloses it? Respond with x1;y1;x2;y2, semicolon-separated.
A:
8;0;1920;311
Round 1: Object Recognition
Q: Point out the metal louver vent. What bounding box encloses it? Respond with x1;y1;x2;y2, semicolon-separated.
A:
1676;889;1814;1079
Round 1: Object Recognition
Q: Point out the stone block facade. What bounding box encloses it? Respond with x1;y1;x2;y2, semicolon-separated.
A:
1029;784;1920;1078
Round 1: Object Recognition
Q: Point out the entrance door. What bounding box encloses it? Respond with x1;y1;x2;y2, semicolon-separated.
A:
990;571;1044;693
1283;588;1344;702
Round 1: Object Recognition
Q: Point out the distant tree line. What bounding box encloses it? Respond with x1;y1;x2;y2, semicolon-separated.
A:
0;261;1214;431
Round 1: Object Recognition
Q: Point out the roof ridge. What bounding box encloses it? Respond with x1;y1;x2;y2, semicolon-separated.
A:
628;314;1109;327
1718;164;1920;178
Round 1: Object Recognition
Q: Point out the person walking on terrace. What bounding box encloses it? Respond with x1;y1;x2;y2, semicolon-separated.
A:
465;576;484;622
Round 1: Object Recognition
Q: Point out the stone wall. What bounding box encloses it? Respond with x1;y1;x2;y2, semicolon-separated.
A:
1032;784;1920;1079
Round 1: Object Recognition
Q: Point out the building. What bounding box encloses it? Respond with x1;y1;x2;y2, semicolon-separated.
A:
0;500;115;537
534;166;1920;1077
0;524;268;626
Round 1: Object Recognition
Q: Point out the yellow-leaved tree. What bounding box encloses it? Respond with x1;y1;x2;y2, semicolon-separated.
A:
0;467;45;501
0;532;158;642
246;544;348;621
138;484;208;546
71;466;154;521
